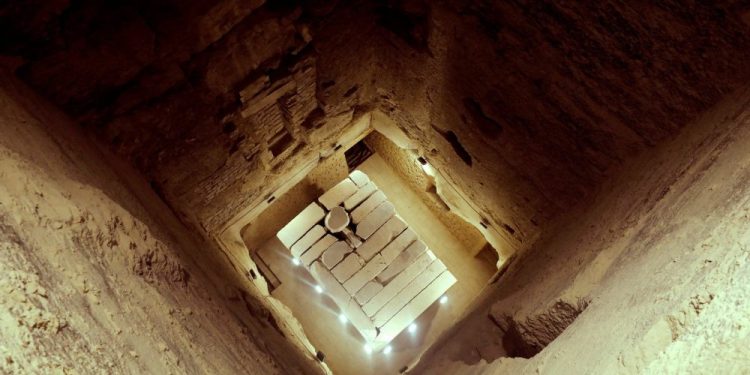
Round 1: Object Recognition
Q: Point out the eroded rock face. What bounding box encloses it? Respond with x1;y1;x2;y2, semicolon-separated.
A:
3;0;750;251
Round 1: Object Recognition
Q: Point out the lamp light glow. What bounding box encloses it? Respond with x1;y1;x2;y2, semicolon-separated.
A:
439;295;448;304
364;344;373;354
338;313;348;323
315;285;324;294
408;323;417;333
292;257;301;266
383;345;393;354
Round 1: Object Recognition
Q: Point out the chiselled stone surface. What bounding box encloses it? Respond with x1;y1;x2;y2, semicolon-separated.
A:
344;181;378;210
332;253;364;283
300;234;337;266
372;259;447;327
318;178;358;210
363;251;436;317
377;238;426;283
355;281;383;306
349;170;370;187
351;191;387;224
290;225;326;258
277;202;324;248
321;241;352;269
356;201;395;239
355;216;407;262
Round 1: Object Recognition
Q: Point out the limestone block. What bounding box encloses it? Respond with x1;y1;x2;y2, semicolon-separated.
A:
351;190;386;224
355;281;383;305
343;298;378;342
310;261;351;305
300;234;336;266
356;201;395;239
363;251;436;317
377;271;457;343
277;202;324;248
319;178;357;210
332;253;364;283
377;238;426;283
343;253;388;294
356;216;407;262
344;181;378;210
290;225;326;258
372;259;447;326
322;241;352;269
380;228;418;264
349;170;370;187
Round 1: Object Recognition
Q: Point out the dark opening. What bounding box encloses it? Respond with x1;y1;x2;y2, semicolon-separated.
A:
345;139;373;171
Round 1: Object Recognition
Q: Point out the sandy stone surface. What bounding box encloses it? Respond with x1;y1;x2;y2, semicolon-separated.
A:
0;72;324;375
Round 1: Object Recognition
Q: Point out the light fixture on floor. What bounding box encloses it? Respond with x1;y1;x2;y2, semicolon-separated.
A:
315;285;324;294
292;257;301;266
383;345;393;355
338;313;348;323
364;344;373;354
439;295;448;304
408;323;417;334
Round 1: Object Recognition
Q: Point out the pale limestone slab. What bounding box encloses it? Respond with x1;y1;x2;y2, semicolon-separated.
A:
300;234;337;266
310;261;351;305
380;228;418;264
356;201;395;239
351;190;386;224
355;281;383;305
332;253;364;282
318;178;357;210
377;238;426;283
277;202;324;248
349;170;370;187
310;263;376;341
372;259;447;327
377;271;457;344
363;250;437;317
356;216;407;262
322;241;352;269
343;253;388;294
343;298;378;341
290;225;326;258
344;181;378;210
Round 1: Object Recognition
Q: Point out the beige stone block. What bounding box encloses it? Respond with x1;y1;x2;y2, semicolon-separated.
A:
318;178;357;210
300;234;336;266
356;216;407;262
344;181;378;211
363;250;437;317
356;201;395;239
290;225;326;258
351;190;386;224
322;241;352;269
343;298;378;342
379;228;418;264
372;259;447;327
332;253;364;282
277;202;324;248
349;170;370;187
377;271;457;344
377;238;426;283
343;253;388;294
355;281;383;305
310;261;351;305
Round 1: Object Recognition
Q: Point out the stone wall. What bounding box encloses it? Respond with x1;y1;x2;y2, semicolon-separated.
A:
4;0;750;253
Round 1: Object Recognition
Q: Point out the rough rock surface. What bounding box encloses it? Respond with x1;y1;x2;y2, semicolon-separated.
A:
5;0;750;253
0;71;323;374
